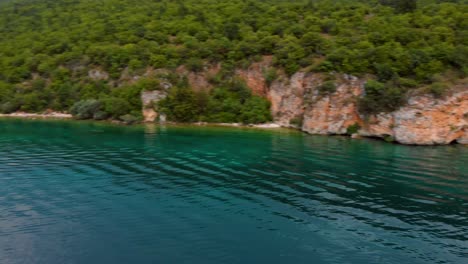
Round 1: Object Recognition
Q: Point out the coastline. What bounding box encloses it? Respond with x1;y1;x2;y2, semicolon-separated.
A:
0;112;283;129
0;112;72;119
188;122;282;129
1;112;465;146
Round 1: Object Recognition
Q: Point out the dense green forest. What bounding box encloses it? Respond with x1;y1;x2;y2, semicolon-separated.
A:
0;0;466;122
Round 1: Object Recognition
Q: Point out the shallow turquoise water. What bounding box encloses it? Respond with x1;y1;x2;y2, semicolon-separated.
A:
0;119;467;264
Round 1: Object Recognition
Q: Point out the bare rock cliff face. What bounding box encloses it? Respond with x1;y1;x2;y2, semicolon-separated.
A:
238;65;467;145
138;60;467;145
236;57;272;96
265;72;364;133
141;90;167;122
302;76;364;135
269;72;308;126
360;91;468;145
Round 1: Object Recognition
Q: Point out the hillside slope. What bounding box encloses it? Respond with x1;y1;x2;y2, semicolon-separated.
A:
0;0;467;144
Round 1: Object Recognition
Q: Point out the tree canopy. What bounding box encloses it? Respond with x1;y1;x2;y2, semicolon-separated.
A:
0;0;466;119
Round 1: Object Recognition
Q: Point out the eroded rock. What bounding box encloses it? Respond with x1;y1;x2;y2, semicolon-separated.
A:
141;90;167;122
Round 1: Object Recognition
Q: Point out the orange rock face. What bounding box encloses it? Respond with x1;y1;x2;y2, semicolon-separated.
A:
236;63;467;145
176;64;221;92
359;91;468;145
141;90;167;122
269;72;308;126
236;56;272;96
302;76;365;134
138;57;467;145
386;91;466;145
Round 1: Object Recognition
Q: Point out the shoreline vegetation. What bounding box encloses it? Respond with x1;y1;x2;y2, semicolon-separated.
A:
0;0;466;122
0;111;281;128
1;112;466;146
0;111;72;119
0;0;466;146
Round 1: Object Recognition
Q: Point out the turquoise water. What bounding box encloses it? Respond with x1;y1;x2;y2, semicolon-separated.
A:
0;119;467;264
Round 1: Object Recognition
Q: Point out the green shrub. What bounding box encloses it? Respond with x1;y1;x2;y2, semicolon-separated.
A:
70;99;102;120
136;78;161;91
317;81;336;95
290;116;303;127
397;78;418;88
158;87;199;122
358;81;405;114
119;114;139;125
102;97;132;118
205;112;238;123
315;61;335;72
264;68;278;87
0;101;20;114
428;82;448;98
384;135;395;143
20;93;47;112
186;58;204;72
346;123;361;135
93;111;108;120
239;96;272;124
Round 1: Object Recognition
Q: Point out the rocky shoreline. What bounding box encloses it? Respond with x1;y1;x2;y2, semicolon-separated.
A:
0;112;283;129
1;113;466;146
0;112;72;119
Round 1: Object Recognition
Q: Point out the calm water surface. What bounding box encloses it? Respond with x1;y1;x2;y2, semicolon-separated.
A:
0;119;467;264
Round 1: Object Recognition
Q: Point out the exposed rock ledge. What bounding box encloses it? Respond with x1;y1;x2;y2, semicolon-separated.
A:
264;71;467;145
139;58;467;145
359;91;467;145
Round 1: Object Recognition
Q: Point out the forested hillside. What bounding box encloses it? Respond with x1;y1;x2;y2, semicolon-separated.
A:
0;0;466;122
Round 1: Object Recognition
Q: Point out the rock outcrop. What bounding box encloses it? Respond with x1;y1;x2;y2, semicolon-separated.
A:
269;72;308;126
141;90;167;122
138;58;467;145
236;56;272;96
302;75;365;135
360;90;468;145
176;64;221;91
88;69;109;81
237;62;467;145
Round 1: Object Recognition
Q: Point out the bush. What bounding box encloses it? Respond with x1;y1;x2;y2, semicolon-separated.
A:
102;97;132;118
397;78;418;88
158;87;199;122
358;81;405;114
290;116;303;127
239;96;272;124
93;111;108;120
428;82;448;98
346;123;361;135
0;101;20;114
264;68;278;87
69;99;102;119
119;114;139;125
205;112;238;123
384;135;395;143
315;60;335;72
317;81;336;95
186;58;204;72
20;93;47;112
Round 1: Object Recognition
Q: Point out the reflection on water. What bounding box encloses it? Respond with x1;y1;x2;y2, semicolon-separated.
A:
0;119;467;264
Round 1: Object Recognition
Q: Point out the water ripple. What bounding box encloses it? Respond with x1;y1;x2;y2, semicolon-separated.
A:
0;119;467;264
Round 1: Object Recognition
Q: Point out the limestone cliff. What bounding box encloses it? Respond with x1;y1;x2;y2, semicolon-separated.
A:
141;90;167;122
360;90;468;145
139;60;467;145
302;75;365;135
236;62;467;145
